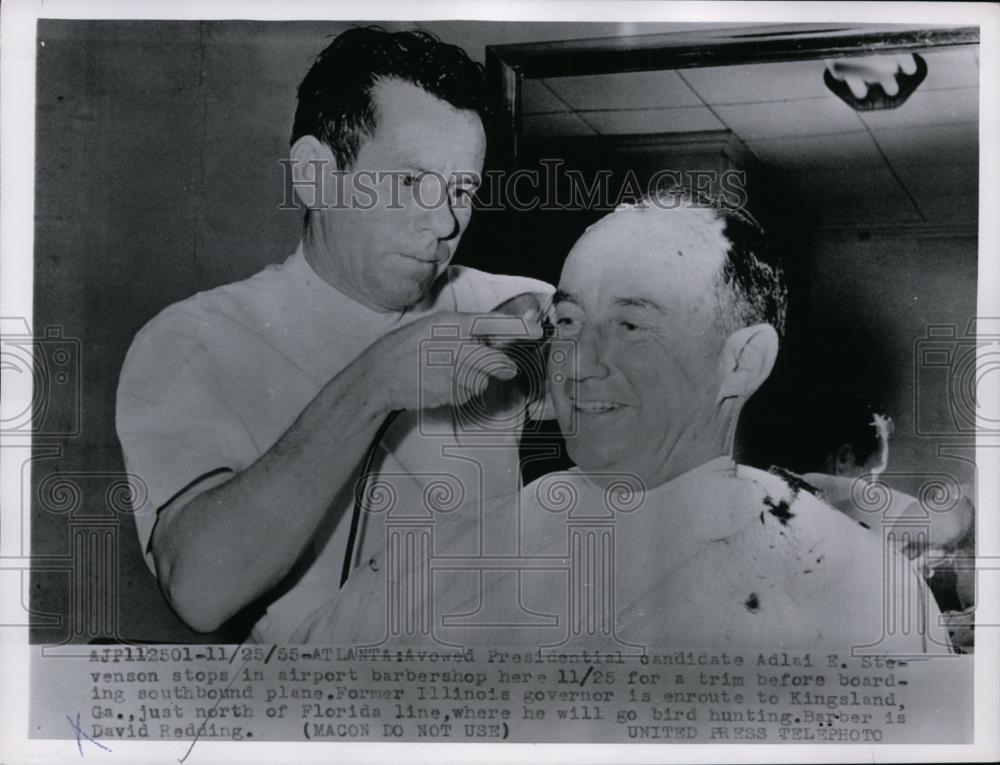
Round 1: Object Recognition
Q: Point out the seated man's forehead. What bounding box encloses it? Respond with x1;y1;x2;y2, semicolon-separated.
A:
617;204;728;255
569;205;729;285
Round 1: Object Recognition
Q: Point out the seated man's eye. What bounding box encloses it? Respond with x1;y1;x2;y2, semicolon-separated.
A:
555;316;581;330
615;319;649;339
617;320;647;334
553;315;582;336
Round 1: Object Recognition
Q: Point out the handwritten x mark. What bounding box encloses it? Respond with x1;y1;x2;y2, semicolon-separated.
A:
67;712;112;756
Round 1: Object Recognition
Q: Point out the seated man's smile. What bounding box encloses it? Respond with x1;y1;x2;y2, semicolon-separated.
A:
548;202;733;488
570;397;627;414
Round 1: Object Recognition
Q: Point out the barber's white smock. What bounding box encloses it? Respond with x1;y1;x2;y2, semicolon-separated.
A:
294;458;951;653
116;243;551;642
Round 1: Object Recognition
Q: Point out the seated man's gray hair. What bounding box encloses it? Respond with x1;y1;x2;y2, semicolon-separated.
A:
622;187;788;339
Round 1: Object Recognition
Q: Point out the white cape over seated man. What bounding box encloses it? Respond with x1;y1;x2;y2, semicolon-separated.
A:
294;193;952;654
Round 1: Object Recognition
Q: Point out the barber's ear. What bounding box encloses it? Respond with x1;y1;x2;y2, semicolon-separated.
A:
289;135;336;209
716;323;779;402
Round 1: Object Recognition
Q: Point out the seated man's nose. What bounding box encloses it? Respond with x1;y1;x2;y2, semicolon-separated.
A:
574;334;610;378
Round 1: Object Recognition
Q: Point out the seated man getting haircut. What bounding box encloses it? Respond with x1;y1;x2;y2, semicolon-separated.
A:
294;191;951;654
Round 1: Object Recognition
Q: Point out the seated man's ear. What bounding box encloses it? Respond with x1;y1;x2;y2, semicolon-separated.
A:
289;135;337;209
716;323;779;403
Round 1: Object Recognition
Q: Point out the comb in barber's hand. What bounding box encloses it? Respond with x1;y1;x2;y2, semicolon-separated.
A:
483;291;554;403
492;291;552;320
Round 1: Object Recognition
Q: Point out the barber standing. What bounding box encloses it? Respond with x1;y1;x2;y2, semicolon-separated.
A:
116;28;551;642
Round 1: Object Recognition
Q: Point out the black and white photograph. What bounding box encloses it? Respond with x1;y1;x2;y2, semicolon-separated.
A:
1;0;998;762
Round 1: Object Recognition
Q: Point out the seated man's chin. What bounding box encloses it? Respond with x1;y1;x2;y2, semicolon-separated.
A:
564;438;621;472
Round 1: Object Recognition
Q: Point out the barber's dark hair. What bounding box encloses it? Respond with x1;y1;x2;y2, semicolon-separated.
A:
291;26;489;169
633;187;788;338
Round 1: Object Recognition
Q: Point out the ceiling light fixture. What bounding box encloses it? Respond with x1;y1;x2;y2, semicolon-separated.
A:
823;53;927;111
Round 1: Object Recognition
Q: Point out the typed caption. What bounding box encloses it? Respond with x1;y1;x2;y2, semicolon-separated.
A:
31;646;971;745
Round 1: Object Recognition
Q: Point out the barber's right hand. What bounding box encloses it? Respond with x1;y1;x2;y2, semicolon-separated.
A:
361;310;544;413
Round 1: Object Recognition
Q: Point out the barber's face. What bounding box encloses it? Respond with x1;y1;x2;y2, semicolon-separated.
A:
548;207;729;485
311;78;485;311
